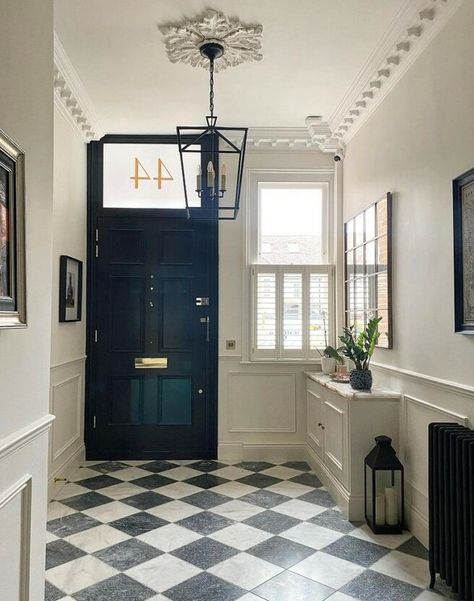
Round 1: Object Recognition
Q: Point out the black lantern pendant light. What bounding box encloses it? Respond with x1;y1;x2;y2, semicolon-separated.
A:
176;42;248;220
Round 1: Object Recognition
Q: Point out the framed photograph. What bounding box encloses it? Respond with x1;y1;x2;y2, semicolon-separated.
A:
344;193;393;348
0;129;26;328
59;255;83;322
453;168;474;333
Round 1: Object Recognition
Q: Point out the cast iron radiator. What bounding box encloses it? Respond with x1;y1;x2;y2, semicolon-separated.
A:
429;422;474;600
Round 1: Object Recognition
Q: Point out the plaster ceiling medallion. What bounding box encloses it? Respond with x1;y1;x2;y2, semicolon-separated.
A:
159;9;263;71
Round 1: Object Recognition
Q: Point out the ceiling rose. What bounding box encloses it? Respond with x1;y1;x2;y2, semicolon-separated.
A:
159;9;263;71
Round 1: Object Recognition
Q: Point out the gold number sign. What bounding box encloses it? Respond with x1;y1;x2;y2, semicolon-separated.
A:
130;158;174;190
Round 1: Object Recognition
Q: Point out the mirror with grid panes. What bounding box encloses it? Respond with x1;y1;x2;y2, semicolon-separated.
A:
344;193;392;348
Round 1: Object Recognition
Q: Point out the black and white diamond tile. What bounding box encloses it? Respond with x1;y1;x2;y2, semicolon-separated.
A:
46;460;449;600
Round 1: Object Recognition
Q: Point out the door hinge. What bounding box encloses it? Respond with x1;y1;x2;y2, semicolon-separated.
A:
95;244;99;258
93;415;97;429
94;329;98;343
95;229;99;257
95;228;99;242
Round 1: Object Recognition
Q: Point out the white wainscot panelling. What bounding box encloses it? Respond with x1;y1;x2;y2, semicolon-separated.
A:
403;395;468;543
51;374;82;460
228;372;296;433
0;476;32;601
49;358;86;498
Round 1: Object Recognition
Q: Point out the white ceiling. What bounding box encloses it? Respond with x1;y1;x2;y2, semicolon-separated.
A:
54;0;408;134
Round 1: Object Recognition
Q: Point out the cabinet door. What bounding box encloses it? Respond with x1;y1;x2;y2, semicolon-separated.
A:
307;387;324;458
323;392;349;487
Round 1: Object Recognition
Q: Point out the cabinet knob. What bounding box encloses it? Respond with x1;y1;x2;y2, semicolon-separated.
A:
322;425;326;430
318;422;322;427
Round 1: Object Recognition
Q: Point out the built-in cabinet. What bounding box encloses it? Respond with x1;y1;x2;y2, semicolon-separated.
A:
306;373;401;520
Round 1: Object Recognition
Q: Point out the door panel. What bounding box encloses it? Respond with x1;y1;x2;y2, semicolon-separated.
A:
87;214;217;459
307;387;324;458
323;394;349;487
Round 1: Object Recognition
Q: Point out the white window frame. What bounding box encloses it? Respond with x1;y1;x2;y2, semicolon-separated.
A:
251;265;335;361
243;168;336;363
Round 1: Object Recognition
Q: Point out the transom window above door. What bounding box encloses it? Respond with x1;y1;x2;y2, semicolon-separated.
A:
247;176;335;361
102;142;201;209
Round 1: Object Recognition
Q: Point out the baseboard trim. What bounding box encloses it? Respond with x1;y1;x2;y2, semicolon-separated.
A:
49;443;85;500
0;414;55;462
406;501;429;548
218;441;307;463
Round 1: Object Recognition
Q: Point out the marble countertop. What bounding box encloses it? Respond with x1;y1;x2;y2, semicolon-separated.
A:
304;372;401;400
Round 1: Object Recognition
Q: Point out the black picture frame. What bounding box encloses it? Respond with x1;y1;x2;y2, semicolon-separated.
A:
0;129;26;328
453;168;474;334
344;193;393;348
59;255;83;322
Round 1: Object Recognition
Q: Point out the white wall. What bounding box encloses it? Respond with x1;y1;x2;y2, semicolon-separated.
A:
49;105;87;497
0;1;54;600
342;0;474;545
218;149;336;462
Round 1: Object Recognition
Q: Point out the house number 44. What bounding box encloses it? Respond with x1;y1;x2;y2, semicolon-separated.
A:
130;157;174;190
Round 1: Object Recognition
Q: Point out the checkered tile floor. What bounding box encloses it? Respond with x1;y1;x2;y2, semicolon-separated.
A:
45;460;451;601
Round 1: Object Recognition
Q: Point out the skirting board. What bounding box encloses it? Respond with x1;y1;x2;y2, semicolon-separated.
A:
405;500;429;548
48;443;85;500
218;442;307;464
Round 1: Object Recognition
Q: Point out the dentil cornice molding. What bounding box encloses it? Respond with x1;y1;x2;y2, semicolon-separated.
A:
54;33;104;142
328;0;464;144
159;9;263;72
246;128;314;151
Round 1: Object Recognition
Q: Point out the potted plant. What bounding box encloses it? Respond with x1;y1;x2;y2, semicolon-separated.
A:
339;316;382;390
318;346;344;375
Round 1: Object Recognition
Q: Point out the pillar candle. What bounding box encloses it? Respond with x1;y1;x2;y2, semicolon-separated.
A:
375;493;386;526
385;486;398;526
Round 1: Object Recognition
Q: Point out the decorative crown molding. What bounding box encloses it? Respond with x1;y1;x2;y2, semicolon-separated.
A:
246;128;314;151
53;33;104;141
305;117;345;157
159;9;263;72
327;0;464;144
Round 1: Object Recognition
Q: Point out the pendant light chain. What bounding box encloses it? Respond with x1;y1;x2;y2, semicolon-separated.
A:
209;56;215;119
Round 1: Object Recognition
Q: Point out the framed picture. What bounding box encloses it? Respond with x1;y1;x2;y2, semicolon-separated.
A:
0;129;26;328
59;255;83;322
453;168;474;333
344;193;393;348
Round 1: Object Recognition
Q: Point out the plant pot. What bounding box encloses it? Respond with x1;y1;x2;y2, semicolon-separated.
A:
321;357;336;374
350;369;372;391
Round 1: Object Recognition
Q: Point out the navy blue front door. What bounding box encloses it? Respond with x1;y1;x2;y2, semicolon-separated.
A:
87;214;217;459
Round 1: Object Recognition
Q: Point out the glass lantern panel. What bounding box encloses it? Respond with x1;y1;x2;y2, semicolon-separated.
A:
365;464;374;523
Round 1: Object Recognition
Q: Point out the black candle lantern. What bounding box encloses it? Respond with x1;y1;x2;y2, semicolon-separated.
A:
364;435;404;534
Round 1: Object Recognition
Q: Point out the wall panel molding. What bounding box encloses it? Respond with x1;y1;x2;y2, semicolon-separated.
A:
372;361;474;400
51;375;82;462
0;415;54;462
402;394;468;547
50;355;86;371
0;475;32;601
227;372;296;433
